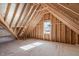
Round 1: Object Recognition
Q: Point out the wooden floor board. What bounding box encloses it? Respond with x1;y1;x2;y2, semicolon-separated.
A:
0;38;79;56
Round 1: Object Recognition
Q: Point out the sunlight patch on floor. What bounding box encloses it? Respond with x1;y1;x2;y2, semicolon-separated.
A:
20;42;44;51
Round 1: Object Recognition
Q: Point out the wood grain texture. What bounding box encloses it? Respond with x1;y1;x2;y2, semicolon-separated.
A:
27;13;79;45
9;3;20;27
13;4;26;31
4;3;11;21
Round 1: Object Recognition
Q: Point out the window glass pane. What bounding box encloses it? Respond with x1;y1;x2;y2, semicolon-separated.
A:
44;20;51;34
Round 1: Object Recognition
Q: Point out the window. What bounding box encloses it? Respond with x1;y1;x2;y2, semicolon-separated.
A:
43;20;51;34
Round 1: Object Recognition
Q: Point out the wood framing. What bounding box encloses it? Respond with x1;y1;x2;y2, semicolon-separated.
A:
9;3;20;27
0;3;79;45
0;13;18;39
58;3;79;16
16;3;30;34
4;3;11;21
27;10;49;35
17;4;35;35
19;4;40;36
42;4;79;34
13;4;26;31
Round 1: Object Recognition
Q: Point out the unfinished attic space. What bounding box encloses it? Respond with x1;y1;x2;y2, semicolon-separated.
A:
0;3;79;56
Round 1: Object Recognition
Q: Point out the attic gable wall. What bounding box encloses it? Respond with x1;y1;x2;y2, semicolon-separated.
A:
27;13;79;45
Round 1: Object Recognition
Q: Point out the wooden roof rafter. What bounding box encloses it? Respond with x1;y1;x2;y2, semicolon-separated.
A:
25;10;41;34
27;10;49;35
24;11;43;36
58;3;79;16
0;13;18;39
26;9;48;33
37;7;48;12
16;4;31;34
42;4;79;34
17;4;36;35
4;3;11;21
19;4;40;36
25;5;49;34
13;3;26;31
9;3;20;27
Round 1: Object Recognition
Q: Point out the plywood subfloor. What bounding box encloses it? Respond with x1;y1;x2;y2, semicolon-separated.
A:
0;38;79;56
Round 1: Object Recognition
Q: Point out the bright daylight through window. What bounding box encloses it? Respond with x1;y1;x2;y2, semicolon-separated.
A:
44;20;51;34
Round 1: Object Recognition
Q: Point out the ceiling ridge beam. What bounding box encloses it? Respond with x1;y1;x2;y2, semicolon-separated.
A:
37;7;48;12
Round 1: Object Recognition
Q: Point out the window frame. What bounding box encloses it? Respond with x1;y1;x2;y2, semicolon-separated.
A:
43;20;51;34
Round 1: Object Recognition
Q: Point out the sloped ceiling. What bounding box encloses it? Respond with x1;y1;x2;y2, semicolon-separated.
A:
42;4;79;34
0;3;79;39
61;3;79;13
